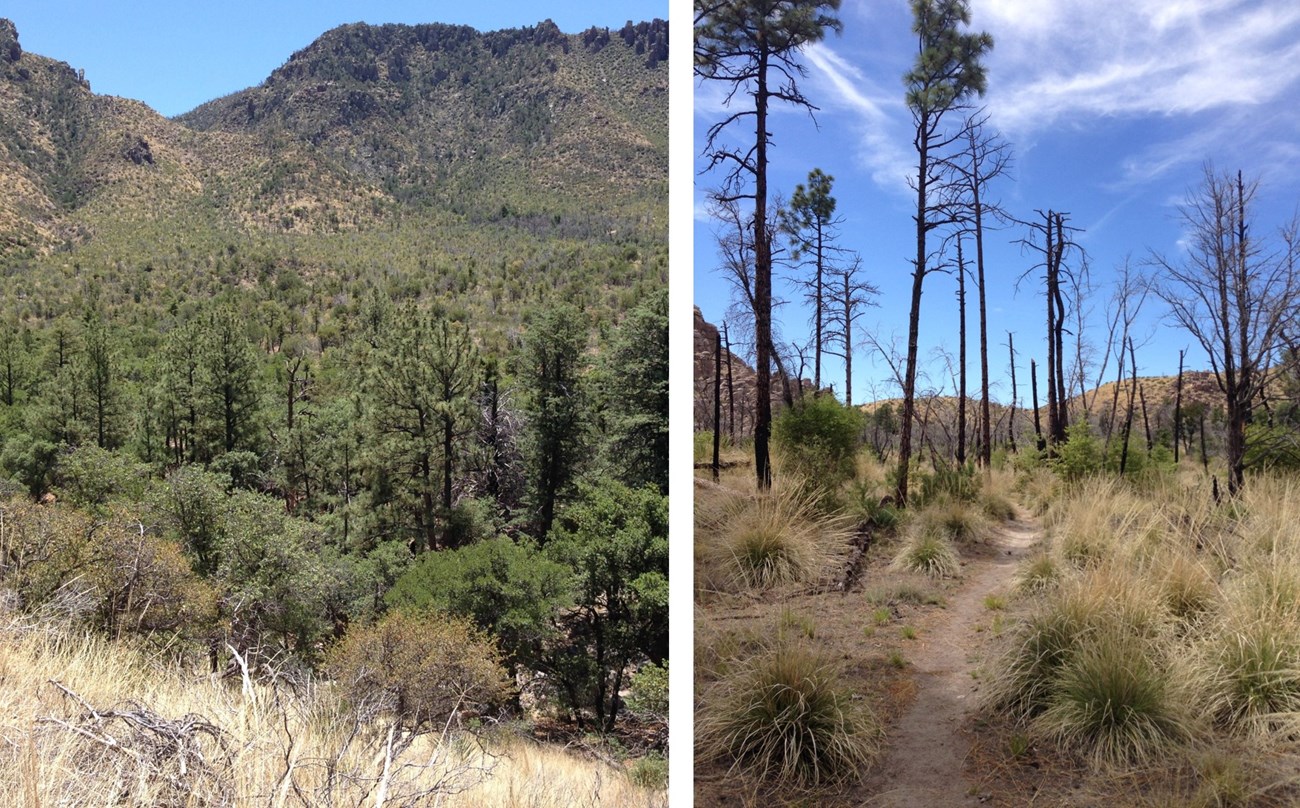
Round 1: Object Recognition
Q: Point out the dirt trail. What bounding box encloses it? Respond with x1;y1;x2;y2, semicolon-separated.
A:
862;515;1041;807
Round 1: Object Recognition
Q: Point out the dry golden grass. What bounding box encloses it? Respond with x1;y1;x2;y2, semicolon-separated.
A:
695;475;854;597
0;623;665;808
982;469;1300;803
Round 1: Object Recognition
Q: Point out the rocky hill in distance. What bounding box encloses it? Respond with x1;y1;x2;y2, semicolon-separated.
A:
0;17;666;261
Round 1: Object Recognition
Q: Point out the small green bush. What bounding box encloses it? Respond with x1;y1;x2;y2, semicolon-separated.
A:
772;394;863;490
626;661;669;718
1052;423;1103;482
628;752;668;790
694;431;714;464
385;535;569;669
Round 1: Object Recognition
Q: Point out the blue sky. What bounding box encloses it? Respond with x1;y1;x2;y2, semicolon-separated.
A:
695;0;1300;407
4;1;668;117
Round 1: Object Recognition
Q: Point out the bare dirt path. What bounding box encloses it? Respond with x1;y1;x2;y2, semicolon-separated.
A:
861;515;1041;807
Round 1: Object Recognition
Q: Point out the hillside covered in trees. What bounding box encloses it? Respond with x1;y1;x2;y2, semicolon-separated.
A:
0;15;667;805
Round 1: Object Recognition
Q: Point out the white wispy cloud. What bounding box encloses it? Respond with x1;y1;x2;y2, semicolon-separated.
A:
802;42;915;194
980;0;1300;135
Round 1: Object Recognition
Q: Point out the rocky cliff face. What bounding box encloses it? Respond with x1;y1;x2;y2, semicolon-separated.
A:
694;307;813;437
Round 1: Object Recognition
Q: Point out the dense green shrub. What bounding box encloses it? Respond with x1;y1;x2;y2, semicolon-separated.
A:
55;444;149;508
1053;423;1103;481
385;534;569;669
772;394;862;489
545;480;668;730
626;660;668;718
0;433;58;498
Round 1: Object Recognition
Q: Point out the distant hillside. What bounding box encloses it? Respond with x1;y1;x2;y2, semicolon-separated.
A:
178;19;667;226
0;18;666;260
691;308;1254;452
0;18;667;346
0;18;394;256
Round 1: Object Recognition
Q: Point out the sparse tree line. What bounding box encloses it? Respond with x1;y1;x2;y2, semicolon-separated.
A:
0;286;667;733
695;0;1300;500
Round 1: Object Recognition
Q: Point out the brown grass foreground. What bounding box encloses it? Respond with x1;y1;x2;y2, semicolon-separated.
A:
0;623;666;808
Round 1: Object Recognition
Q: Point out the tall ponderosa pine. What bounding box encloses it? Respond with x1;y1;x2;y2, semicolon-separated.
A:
696;0;841;490
600;291;668;493
520;303;589;539
368;306;479;551
0;320;31;407
896;0;992;504
199;307;263;459
80;311;120;450
158;321;203;464
780;168;844;392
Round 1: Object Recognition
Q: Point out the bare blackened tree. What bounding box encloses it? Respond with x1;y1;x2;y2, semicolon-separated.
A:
1016;209;1083;448
1006;331;1018;452
711;195;798;412
1173;348;1185;463
1151;165;1300;494
952;110;1012;467
824;254;878;407
1097;261;1150;451
696;0;842;490
896;0;993;505
956;236;969;464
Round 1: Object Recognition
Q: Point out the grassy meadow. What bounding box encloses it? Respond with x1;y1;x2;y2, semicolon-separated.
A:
0;622;667;808
694;401;1300;806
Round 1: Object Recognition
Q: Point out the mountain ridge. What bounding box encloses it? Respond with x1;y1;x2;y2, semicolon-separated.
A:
0;17;667;261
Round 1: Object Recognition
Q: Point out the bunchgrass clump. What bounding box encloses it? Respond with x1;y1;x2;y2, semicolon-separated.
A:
1014;553;1062;595
697;641;882;788
986;565;1168;720
696;484;852;594
980;490;1018;523
917;499;989;544
891;528;960;579
1196;616;1300;736
862;581;944;607
1157;553;1218;622
1036;633;1192;766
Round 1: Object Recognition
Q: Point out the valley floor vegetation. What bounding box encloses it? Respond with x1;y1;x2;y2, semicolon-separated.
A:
694;395;1300;806
0;287;668;805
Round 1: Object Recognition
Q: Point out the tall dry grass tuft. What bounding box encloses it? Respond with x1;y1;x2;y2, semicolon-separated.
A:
890;527;961;579
695;480;853;594
985;563;1170;720
697;639;881;789
989;469;1300;792
0;623;665;807
1035;631;1195;766
915;498;990;544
